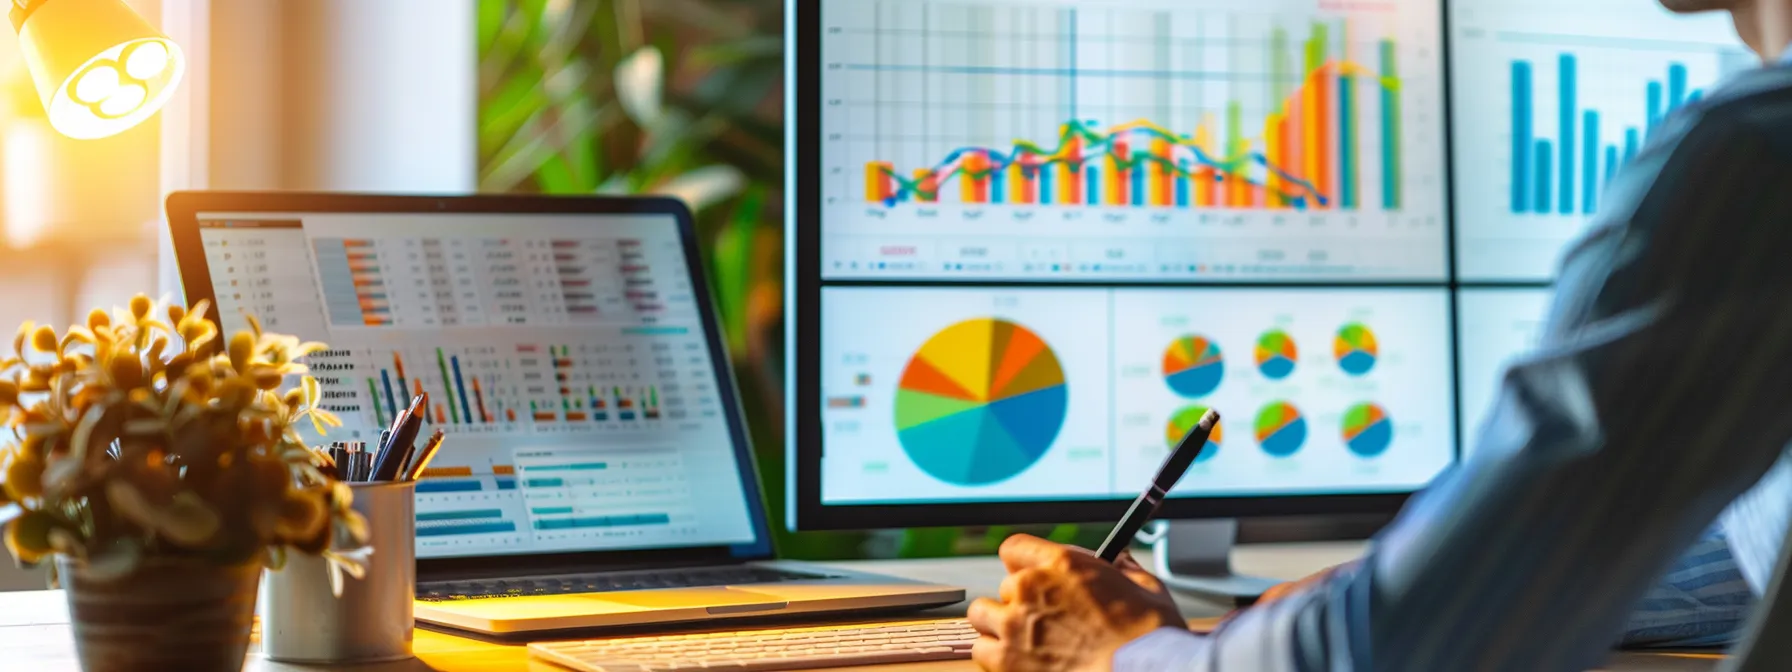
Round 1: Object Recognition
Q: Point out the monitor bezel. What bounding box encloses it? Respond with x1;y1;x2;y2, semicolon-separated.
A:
785;0;1450;531
167;191;779;577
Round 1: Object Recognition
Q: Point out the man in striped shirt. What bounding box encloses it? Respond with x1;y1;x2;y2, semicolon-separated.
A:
966;0;1792;668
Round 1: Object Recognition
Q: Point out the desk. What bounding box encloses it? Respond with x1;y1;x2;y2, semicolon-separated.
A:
0;542;1722;671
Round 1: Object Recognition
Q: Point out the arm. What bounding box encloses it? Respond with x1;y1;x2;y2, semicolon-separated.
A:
1114;102;1792;670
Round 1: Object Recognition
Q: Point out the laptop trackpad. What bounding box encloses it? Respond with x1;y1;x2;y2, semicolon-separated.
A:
598;588;789;612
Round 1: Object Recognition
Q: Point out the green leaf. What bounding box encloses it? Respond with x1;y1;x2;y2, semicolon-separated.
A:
475;0;506;54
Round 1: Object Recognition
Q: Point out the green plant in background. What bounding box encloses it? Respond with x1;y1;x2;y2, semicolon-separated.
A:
476;0;1092;558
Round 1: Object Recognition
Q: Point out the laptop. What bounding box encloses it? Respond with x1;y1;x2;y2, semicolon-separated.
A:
166;192;964;635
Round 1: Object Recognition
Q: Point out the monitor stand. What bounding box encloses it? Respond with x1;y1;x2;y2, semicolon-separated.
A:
1144;519;1279;602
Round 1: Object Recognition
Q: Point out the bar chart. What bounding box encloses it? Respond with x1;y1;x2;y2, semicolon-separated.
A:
1508;57;1701;217
514;449;695;541
819;0;1450;282
862;23;1403;212
1448;0;1750;280
319;338;701;436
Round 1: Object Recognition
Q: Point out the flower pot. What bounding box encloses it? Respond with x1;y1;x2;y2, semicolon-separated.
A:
57;556;263;672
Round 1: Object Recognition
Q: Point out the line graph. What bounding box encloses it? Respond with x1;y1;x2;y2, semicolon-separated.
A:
861;22;1403;212
819;0;1447;282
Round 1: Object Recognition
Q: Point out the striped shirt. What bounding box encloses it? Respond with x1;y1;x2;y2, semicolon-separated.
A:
1114;61;1792;671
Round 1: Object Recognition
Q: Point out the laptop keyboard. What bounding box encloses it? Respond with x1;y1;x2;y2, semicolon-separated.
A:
529;618;976;671
417;566;834;602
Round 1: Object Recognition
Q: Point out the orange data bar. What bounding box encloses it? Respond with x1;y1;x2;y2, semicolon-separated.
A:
1008;161;1032;205
1150;138;1173;207
421;466;474;478
1058;128;1082;204
1109;140;1130;206
961;152;989;204
532;412;557;422
566;413;589;422
913;169;938;203
506;408;519;422
494;465;516;475
363;316;391;326
864;161;893;202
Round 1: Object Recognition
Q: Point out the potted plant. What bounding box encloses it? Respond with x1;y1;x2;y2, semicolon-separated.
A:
0;295;368;672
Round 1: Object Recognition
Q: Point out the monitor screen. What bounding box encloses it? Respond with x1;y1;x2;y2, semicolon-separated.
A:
1454;287;1552;454
819;286;1456;504
194;212;761;559
1447;0;1750;280
800;0;1456;524
819;0;1450;282
797;0;1460;525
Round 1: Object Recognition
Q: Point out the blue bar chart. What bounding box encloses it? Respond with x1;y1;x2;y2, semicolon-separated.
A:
1508;57;1700;217
1449;0;1751;280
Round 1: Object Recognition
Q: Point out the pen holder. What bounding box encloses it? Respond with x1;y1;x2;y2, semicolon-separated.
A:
259;480;417;664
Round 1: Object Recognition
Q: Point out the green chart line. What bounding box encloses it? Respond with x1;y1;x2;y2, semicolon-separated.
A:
435;348;460;424
366;378;386;427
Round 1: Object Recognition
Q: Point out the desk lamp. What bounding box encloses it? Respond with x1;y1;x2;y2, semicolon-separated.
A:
9;0;183;139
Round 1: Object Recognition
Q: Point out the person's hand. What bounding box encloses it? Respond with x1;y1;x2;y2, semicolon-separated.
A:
967;534;1186;672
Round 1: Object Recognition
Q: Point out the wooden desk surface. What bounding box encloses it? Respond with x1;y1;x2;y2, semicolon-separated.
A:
0;542;1721;671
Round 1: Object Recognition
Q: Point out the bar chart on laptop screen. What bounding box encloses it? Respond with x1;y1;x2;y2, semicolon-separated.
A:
818;0;1448;282
1448;0;1753;281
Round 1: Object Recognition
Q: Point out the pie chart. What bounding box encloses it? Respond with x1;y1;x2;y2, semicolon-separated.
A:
895;318;1068;486
1343;403;1394;457
1254;401;1307;457
1254;330;1298;380
1335;323;1379;376
1165;405;1221;463
1161;335;1223;398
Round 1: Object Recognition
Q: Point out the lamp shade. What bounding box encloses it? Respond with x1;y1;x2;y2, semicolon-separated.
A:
13;0;184;140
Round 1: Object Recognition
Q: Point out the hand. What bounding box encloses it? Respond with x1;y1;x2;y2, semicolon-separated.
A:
967;534;1186;672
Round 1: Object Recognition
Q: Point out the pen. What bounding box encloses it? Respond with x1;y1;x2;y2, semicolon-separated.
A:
1094;408;1219;563
374;397;427;481
403;430;446;482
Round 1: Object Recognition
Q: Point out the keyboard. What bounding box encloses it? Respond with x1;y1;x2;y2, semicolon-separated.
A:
528;618;977;671
418;566;831;602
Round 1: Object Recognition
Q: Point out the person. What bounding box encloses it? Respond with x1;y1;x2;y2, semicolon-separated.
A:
966;0;1792;668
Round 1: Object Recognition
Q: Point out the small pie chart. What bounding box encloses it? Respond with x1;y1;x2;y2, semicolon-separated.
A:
1161;335;1223;398
1164;405;1222;463
1254;401;1307;458
1343;402;1394;457
895;318;1068;486
1254;330;1298;380
1335;323;1379;376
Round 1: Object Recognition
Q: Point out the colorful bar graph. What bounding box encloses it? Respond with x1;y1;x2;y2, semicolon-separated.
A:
862;22;1395;214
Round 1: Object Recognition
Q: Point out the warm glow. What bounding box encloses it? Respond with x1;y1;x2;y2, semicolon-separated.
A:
46;38;184;140
14;0;186;140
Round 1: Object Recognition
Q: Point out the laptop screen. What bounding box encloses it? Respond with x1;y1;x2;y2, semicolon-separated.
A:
193;211;762;559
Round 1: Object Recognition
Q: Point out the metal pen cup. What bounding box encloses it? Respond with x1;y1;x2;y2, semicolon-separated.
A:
260;480;417;664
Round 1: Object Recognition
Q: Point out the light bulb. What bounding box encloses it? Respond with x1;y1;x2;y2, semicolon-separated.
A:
98;83;147;117
123;41;168;80
72;65;120;105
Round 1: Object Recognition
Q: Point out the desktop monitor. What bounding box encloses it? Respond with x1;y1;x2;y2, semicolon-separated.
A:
787;0;1459;534
787;0;1753;540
